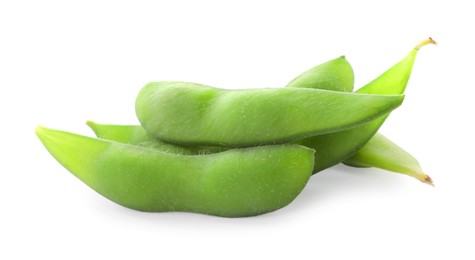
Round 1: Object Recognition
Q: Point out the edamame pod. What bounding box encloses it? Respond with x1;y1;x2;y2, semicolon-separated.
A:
287;56;354;92
288;38;435;173
88;56;355;151
343;133;433;185
36;126;314;217
136;83;404;146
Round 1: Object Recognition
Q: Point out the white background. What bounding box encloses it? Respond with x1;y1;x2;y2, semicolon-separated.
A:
2;1;474;259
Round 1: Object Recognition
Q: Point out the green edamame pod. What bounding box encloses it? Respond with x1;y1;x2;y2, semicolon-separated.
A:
287;56;354;92
136;83;404;146
87;121;226;155
36;126;314;217
343;133;433;185
88;56;355;151
288;38;435;173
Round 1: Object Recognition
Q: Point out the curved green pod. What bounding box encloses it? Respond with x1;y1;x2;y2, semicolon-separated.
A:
288;38;435;173
36;126;314;217
287;55;354;92
88;56;355;151
136;82;404;146
343;133;433;185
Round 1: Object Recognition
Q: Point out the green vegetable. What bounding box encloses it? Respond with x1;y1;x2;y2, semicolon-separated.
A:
87;55;355;151
36;126;314;217
288;38;435;173
36;40;434;218
136;83;404;146
344;133;433;185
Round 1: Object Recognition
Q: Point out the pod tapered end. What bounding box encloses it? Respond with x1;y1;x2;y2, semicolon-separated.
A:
35;125;44;135
86;120;100;135
86;120;96;128
35;125;53;143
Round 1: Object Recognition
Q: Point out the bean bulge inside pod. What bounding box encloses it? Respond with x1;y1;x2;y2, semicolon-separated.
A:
36;126;315;217
135;82;405;146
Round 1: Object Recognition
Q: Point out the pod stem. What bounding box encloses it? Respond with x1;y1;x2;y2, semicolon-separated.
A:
415;37;437;50
419;174;434;187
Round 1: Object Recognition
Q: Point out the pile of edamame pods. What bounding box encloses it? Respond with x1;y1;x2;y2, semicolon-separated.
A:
36;38;435;217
